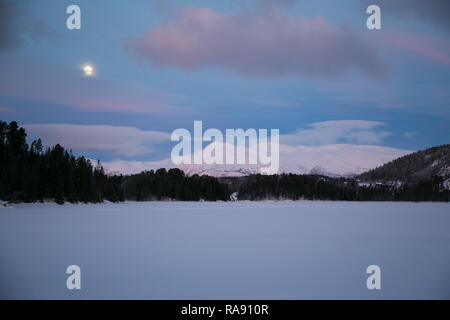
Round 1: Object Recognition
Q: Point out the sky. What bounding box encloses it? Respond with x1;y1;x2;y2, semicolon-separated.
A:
0;0;449;166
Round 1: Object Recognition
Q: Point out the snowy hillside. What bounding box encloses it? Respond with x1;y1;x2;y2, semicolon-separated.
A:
359;144;450;181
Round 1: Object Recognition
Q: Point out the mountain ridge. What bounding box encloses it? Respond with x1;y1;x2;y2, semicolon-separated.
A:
358;144;450;182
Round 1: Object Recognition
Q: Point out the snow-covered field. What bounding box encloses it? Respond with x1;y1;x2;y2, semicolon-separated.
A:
1;201;449;299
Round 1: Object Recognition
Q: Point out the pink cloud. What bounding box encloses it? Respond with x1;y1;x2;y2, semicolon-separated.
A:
125;7;388;79
386;33;450;66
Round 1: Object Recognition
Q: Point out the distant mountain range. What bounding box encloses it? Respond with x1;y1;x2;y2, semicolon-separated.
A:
103;143;413;178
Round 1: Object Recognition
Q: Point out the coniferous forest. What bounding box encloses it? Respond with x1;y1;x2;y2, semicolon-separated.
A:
235;174;449;202
0;121;229;203
0;120;448;203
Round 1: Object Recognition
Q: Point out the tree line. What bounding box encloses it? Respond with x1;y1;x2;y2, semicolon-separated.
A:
1;120;448;204
236;174;449;202
0;121;229;203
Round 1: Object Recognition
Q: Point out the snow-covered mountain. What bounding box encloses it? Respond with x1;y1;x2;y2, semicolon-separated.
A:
102;143;413;178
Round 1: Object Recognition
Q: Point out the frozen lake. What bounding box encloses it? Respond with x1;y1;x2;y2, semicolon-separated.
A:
1;201;449;299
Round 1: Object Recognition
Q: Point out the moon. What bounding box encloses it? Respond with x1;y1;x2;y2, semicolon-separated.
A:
82;64;94;76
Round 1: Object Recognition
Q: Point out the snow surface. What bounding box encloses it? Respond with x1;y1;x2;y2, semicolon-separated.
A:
1;201;449;299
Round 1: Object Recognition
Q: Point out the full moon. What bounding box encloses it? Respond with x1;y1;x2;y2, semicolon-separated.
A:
82;64;94;76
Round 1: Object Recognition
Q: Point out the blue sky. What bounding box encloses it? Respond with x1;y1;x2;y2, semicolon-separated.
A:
0;0;449;164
